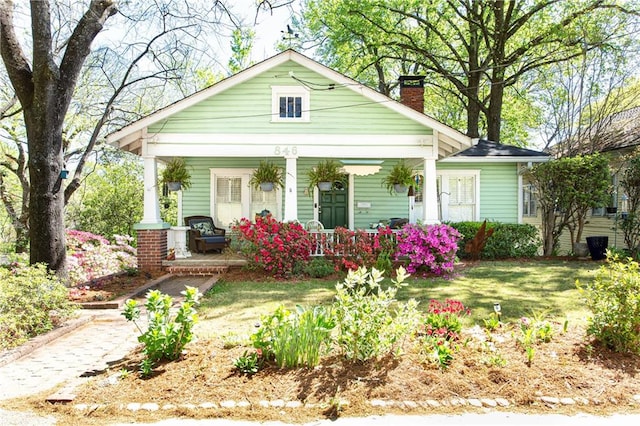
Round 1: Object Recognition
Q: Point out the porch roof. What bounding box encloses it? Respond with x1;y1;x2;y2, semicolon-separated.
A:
440;139;550;163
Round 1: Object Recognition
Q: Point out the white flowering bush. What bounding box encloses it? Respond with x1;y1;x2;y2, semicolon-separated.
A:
67;230;137;286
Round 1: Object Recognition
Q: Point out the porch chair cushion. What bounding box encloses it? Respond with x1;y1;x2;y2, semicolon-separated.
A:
184;215;228;253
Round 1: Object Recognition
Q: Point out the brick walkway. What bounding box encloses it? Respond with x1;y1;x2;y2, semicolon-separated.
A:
0;275;217;402
0;310;139;401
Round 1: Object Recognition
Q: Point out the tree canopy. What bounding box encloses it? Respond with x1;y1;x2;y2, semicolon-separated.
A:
301;0;640;144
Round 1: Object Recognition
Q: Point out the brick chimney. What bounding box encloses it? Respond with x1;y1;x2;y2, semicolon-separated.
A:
399;76;425;113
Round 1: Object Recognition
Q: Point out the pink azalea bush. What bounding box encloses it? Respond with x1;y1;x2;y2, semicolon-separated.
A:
233;215;312;278
395;223;461;276
66;230;137;286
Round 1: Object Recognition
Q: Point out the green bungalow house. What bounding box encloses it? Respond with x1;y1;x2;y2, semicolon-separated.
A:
106;50;549;272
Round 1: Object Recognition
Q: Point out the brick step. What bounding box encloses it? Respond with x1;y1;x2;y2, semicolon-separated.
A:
165;265;229;276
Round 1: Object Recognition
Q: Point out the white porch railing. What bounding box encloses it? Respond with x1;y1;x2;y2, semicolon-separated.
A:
307;229;400;257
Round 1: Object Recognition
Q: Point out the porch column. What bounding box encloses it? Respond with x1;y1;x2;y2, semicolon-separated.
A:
284;155;298;222
135;155;170;273
423;156;439;224
141;155;162;224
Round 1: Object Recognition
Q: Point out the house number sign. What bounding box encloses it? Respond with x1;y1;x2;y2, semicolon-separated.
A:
274;146;298;156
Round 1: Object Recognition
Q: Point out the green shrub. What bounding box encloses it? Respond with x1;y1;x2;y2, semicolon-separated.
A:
333;266;419;361
251;304;335;368
122;286;201;375
450;221;540;259
577;254;640;354
303;257;335;278
0;263;78;350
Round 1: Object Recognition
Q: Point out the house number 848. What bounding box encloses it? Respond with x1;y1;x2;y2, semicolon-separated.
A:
274;146;297;156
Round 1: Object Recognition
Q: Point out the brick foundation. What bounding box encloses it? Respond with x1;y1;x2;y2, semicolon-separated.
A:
136;229;168;274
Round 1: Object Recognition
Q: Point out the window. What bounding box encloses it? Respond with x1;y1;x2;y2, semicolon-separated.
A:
279;96;302;118
437;171;479;222
523;183;537;217
272;86;309;122
211;169;282;228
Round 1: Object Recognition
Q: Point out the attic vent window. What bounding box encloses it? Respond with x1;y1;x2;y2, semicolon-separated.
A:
272;86;309;122
280;96;302;118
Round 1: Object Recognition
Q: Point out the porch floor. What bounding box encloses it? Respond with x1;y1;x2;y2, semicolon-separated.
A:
162;252;247;276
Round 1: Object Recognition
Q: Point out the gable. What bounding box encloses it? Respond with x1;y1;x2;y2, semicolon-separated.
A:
108;50;470;157
147;60;432;136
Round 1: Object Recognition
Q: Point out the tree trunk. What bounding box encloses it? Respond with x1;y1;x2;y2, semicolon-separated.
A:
486;80;504;142
24;102;66;273
542;208;556;256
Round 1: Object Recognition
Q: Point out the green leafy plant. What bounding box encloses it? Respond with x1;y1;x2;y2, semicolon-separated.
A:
122;286;201;375
422;338;455;369
381;160;414;194
307;159;347;192
333;266;419;361
160;157;192;190
249;160;285;191
516;313;554;366
481;342;507;367
251;304;335;368
482;312;501;332
449;221;540;260
577;254;640;354
0;263;78;350
302;257;335;278
234;350;262;375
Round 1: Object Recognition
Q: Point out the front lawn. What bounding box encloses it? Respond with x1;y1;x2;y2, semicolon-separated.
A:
197;259;596;337
22;258;640;426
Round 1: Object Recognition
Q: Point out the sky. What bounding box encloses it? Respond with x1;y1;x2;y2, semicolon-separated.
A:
234;0;301;61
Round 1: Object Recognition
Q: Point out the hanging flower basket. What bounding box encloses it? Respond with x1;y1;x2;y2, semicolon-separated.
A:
260;182;275;192
394;183;408;193
249;160;284;191
317;181;333;191
167;182;182;192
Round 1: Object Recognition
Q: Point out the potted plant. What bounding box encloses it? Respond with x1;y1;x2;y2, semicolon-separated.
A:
307;159;346;192
249;160;284;191
161;158;191;191
382;160;415;194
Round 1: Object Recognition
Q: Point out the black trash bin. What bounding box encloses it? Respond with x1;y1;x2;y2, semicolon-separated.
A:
586;236;608;261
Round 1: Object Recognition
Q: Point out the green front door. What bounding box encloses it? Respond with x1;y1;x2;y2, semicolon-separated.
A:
319;186;348;229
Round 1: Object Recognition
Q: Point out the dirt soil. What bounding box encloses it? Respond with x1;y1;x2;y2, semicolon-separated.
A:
67;271;164;303
13;266;640;425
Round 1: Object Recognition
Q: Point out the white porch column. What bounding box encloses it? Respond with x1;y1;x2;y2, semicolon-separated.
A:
422;156;439;224
141;155;163;224
284;155;298;222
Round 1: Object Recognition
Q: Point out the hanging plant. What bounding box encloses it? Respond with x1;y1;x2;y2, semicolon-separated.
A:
307;159;347;192
160;158;192;191
381;160;414;195
249;160;285;191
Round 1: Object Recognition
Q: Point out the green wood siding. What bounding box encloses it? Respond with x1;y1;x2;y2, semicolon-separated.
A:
181;157;413;229
148;61;432;136
437;162;519;223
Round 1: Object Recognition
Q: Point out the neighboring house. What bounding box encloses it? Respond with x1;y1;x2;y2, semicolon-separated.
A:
106;50;549;272
523;106;640;254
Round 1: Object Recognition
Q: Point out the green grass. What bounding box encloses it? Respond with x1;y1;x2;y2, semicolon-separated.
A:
196;260;601;337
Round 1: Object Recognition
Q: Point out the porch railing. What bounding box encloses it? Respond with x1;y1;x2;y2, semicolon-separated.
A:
168;228;401;258
307;229;400;257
